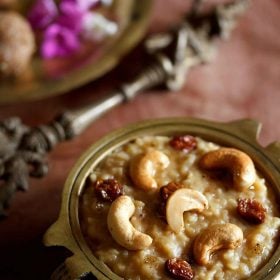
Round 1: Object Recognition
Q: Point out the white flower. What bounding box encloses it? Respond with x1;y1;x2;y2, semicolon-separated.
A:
82;12;118;41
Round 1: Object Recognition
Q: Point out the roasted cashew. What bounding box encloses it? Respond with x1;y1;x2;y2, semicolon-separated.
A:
166;188;208;233
199;148;256;190
193;223;243;266
107;195;153;250
129;150;170;190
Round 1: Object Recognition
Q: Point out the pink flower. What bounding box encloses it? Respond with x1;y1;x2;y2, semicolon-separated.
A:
41;24;80;58
57;1;85;33
77;0;100;10
27;0;111;59
61;0;100;10
27;0;58;29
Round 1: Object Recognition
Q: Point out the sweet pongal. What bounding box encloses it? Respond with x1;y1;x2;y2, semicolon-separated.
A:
79;135;280;280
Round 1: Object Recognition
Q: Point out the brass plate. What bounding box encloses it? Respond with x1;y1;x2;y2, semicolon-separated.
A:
44;118;280;279
0;0;151;104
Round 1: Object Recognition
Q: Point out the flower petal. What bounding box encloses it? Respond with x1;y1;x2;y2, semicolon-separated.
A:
41;24;80;58
82;12;118;41
77;0;100;10
57;1;85;32
61;0;100;11
27;0;58;30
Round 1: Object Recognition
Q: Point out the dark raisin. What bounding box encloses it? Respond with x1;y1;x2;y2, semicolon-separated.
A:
93;179;123;202
158;182;182;220
169;135;197;152
165;258;194;280
157;201;167;219
160;182;182;202
237;198;266;224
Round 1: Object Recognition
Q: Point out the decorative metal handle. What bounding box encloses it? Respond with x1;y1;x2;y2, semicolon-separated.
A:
51;54;170;142
0;0;248;216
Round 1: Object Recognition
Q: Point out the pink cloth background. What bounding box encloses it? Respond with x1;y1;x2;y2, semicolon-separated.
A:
0;0;279;279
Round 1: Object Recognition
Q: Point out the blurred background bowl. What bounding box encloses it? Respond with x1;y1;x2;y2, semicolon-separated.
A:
0;0;151;104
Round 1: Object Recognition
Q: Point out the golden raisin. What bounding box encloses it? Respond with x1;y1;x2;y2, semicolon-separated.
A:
237;198;266;224
93;179;123;202
165;258;194;280
169;135;197;152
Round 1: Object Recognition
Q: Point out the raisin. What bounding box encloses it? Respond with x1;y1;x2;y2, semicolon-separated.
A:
169;135;197;152
93;179;123;202
237;198;266;224
165;258;194;280
157;201;167;219
160;182;182;202
158;182;182;219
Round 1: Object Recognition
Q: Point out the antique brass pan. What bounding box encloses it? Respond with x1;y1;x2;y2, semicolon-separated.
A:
44;117;280;280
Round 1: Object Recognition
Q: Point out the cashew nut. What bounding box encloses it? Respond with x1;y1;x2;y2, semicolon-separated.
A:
199;148;256;190
129;150;170;190
193;223;243;266
107;195;153;250
166;188;208;233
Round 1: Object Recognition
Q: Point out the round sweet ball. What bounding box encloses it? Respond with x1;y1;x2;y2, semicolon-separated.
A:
0;11;35;77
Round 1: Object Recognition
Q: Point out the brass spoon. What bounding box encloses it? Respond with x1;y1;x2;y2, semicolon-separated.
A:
0;0;248;216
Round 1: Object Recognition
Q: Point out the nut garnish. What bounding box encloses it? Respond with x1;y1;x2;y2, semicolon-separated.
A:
158;182;183;219
193;223;243;266
166;188;208;233
107;195;153;250
129;150;170;190
199;148;256;190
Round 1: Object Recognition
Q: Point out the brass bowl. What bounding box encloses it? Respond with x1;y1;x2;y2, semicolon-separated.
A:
0;0;151;104
44;117;280;279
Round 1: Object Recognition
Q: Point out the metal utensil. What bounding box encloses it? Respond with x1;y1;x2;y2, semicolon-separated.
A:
0;0;248;216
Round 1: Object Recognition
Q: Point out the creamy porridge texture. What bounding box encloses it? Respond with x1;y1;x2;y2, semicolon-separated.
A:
79;136;280;280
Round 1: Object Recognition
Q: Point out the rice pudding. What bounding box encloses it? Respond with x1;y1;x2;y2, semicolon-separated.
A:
80;135;280;280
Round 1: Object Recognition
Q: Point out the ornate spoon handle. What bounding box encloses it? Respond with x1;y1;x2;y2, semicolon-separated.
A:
36;54;171;150
0;0;248;216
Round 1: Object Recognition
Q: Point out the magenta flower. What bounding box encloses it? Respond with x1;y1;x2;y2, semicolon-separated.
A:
27;0;114;59
57;1;85;33
77;0;100;10
41;24;80;58
27;0;58;29
60;0;100;11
